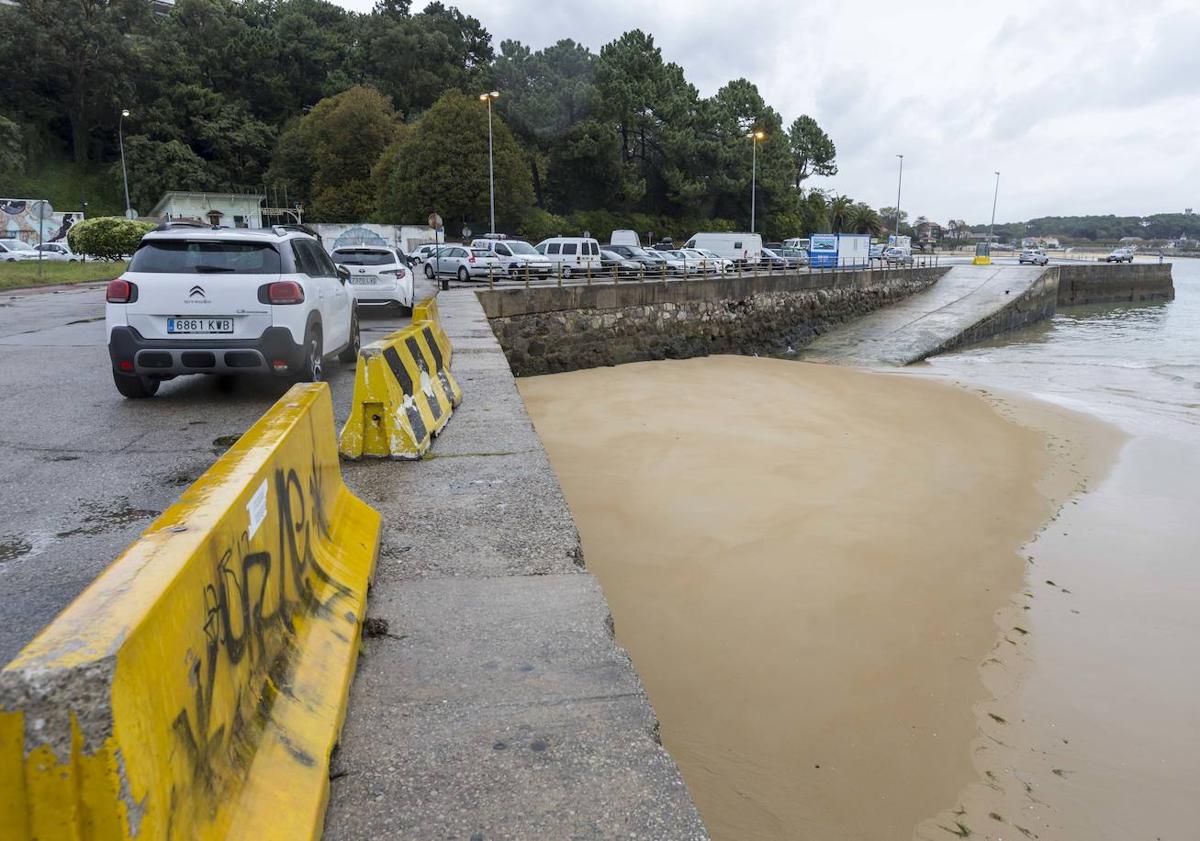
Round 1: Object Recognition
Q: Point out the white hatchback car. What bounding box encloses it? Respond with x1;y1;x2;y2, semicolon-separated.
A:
105;224;359;398
329;245;414;313
35;242;89;262
0;239;39;261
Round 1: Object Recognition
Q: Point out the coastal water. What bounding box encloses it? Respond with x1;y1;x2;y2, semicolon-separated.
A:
926;258;1199;442
917;258;1200;839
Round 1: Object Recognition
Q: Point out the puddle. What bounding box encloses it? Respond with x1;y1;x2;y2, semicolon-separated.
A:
0;536;32;564
55;498;161;539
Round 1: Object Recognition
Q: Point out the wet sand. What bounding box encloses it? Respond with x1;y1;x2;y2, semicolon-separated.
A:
519;355;1118;841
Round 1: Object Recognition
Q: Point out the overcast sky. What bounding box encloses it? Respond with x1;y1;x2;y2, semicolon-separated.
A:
346;0;1200;222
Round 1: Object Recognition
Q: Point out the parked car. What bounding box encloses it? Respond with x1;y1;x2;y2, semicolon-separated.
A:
604;243;672;276
683;232;763;266
329;245;414;312
774;247;810;268
1107;248;1134;263
758;247;790;271
883;247;914;265
105;224;358;398
664;249;717;275
687;248;734;273
471;237;553;278
869;243;886;260
409;243;440;266
598;248;641;277
422;245;502;282
783;237;810;251
1019;249;1049;266
0;239;40;261
33;242;89;262
535;237;603;278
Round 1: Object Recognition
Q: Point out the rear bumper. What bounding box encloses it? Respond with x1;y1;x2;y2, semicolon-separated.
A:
108;326;306;376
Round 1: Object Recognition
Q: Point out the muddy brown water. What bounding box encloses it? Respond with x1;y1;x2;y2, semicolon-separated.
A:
520;355;1120;841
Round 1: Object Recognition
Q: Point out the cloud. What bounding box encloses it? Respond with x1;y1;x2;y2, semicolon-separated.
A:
335;0;1200;221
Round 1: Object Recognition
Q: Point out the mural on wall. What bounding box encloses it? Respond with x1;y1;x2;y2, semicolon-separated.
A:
1;199;82;245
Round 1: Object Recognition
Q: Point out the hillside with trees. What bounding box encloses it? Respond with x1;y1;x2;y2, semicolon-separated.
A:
0;0;872;241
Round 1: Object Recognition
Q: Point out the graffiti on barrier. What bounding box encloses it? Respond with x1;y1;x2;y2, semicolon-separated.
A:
170;461;352;807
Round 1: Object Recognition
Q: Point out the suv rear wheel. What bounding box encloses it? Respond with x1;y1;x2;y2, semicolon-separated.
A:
297;327;323;382
338;308;360;363
113;370;160;399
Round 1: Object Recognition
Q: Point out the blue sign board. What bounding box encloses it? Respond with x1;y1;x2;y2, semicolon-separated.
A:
809;234;838;268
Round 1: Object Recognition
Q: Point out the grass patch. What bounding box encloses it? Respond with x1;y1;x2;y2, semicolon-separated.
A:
0;260;127;291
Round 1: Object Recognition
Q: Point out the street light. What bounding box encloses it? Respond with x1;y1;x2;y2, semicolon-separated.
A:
894;154;904;242
479;91;500;235
989;170;1001;247
119;109;131;219
746;130;765;233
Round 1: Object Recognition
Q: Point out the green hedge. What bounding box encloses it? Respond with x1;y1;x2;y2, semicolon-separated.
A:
67;217;157;261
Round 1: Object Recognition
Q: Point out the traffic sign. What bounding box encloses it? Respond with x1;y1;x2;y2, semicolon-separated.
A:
428;212;443;230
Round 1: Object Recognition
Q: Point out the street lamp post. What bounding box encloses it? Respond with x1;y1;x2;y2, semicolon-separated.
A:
479;91;500;235
894;154;904;241
746;130;765;233
989;170;1000;246
119;109;132;219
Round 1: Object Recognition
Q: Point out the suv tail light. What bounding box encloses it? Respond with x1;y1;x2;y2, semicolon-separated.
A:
383;268;407;279
106;278;136;303
264;281;305;305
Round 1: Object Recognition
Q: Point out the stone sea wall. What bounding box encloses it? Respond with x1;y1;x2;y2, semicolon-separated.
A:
1057;263;1175;306
478;268;947;376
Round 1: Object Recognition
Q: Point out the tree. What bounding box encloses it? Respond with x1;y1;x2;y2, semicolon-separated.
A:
359;2;493;116
0;115;24;174
15;0;152;162
593;30;705;214
544;119;642;213
267;85;399;221
376;89;534;228
492;38;597;206
117;137;215;212
787;115;837;188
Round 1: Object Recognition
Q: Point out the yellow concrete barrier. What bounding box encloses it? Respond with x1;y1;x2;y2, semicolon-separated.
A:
0;383;380;840
339;295;463;460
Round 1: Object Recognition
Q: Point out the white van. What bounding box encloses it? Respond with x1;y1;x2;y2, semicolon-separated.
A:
610;229;640;248
683;232;763;265
534;236;603;278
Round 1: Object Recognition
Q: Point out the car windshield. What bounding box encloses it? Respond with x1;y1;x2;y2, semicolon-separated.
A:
331;249;394;266
507;241;538;255
1;240;35;252
128;240;281;274
762;248;778;257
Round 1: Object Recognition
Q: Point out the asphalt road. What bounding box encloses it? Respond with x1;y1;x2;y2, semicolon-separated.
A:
0;278;436;663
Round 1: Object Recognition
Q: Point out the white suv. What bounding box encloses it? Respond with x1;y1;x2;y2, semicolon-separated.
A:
105;224;359;398
329;245;414;313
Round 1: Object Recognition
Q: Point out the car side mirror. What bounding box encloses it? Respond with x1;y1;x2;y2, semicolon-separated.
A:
336;265;350;284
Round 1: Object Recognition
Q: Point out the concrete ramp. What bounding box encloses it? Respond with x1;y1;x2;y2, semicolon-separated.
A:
802;264;1057;366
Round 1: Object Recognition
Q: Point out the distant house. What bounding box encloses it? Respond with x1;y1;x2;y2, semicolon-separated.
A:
151;192;265;228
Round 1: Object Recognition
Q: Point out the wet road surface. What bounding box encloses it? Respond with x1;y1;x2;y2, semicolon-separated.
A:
0;279;433;662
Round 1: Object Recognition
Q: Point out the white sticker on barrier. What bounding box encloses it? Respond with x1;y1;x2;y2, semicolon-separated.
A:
247;479;268;539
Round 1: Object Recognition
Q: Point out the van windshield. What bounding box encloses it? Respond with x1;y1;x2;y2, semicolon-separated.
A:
129;240;281;274
507;241;538;255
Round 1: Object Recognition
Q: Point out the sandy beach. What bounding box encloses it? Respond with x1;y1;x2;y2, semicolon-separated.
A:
519;355;1119;840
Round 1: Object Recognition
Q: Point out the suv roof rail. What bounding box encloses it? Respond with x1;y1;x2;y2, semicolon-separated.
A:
153;220;211;231
272;223;322;242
